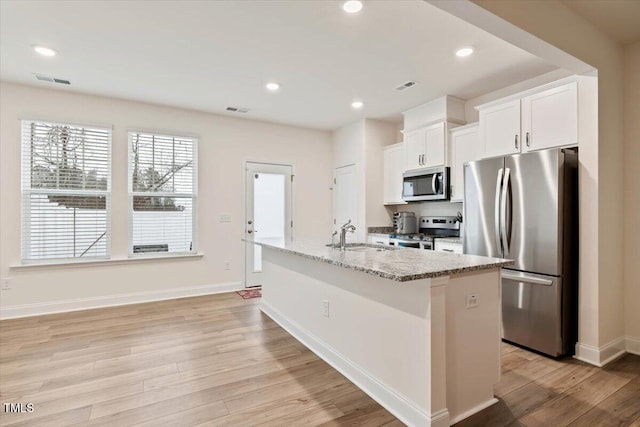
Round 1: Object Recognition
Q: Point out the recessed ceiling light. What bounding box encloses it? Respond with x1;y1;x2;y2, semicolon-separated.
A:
32;45;57;57
351;100;364;109
456;46;474;57
343;0;363;14
265;82;280;92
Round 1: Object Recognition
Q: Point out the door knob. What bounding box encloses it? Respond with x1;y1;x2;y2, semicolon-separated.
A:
247;230;253;234
248;220;252;225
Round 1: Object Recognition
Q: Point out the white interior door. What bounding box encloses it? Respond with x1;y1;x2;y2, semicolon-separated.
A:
245;162;292;288
333;164;358;242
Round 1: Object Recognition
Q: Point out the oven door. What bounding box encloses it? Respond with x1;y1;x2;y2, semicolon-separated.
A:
396;241;420;249
403;167;448;201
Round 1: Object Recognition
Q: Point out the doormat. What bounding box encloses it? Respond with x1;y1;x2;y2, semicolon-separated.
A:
236;288;262;299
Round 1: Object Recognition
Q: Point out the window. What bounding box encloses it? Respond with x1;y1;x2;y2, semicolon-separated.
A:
128;131;197;255
21;120;111;261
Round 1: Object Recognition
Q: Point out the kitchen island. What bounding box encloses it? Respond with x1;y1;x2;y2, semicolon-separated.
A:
248;239;512;427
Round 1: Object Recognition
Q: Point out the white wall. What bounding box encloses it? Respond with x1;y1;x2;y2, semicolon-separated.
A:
623;40;640;350
332;119;396;239
0;82;333;311
364;119;397;228
332;120;366;240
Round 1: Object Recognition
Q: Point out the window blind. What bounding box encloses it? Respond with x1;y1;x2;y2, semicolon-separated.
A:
128;131;197;255
21;120;111;261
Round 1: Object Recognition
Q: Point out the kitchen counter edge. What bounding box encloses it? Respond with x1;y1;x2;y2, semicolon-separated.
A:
244;239;513;282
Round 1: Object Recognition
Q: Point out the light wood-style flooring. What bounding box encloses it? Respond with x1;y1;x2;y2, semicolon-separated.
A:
0;293;638;426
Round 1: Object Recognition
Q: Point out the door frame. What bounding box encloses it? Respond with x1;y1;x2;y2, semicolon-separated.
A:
242;160;294;288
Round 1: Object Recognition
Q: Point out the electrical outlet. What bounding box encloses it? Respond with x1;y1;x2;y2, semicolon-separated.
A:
219;213;232;223
465;293;479;309
1;278;11;290
322;300;330;318
224;261;231;270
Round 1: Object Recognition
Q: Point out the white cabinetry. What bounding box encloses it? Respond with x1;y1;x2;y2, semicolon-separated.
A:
478;81;578;159
404;130;424;171
434;240;463;254
521;82;577;152
403;121;446;170
368;234;391;245
479;99;521;158
449;123;481;202
383;143;407;205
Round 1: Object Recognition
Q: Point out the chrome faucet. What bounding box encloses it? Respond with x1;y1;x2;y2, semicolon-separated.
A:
339;220;356;250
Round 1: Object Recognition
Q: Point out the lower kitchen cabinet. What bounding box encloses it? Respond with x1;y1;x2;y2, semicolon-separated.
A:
434;240;463;254
368;233;391;245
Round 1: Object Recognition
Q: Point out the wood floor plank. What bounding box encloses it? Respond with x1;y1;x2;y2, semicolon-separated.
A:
17;364;178;404
3;293;640;427
129;399;228;427
143;348;318;392
223;364;342;413
88;371;259;419
568;376;640;426
518;368;632;426
83;378;249;426
1;382;143;426
0;405;92;427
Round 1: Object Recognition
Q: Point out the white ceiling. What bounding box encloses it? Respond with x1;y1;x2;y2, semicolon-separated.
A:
561;0;640;45
0;0;557;130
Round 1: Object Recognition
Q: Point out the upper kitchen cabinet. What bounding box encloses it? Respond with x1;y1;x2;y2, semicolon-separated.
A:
521;82;577;152
479;99;521;158
402;95;466;171
383;143;406;205
477;81;580;158
403;121;446;170
449;123;480;202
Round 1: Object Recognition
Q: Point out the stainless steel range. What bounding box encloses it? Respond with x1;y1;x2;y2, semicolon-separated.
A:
389;216;460;250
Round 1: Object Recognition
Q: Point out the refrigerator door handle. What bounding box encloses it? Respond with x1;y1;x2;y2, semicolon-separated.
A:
495;168;504;254
502;271;553;286
501;167;511;255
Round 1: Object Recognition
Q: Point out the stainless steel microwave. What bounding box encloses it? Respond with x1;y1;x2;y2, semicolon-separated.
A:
402;166;449;202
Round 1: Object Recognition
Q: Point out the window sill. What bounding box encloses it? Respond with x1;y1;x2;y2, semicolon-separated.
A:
10;253;205;271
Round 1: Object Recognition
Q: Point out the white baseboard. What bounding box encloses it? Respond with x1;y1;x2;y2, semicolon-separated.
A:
260;300;448;427
574;336;627;367
626;336;640;356
0;282;243;320
449;398;499;425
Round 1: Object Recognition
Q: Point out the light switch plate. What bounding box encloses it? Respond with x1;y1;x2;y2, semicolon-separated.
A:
219;213;232;223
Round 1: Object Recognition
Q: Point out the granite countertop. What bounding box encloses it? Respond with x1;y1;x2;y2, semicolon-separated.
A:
245;238;512;282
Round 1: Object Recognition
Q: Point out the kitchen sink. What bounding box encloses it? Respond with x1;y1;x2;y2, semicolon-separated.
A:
326;243;395;252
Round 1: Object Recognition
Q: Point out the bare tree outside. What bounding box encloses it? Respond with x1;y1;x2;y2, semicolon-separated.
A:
130;132;191;212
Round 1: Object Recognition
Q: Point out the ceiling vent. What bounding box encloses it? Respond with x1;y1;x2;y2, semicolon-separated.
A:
35;74;70;85
226;106;250;113
395;81;418;91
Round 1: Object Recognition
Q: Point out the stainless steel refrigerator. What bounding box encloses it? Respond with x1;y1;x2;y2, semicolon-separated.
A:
463;148;578;357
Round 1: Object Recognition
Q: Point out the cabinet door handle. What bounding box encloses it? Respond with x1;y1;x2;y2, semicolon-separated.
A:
526;132;530;147
515;134;519;150
442;249;454;252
